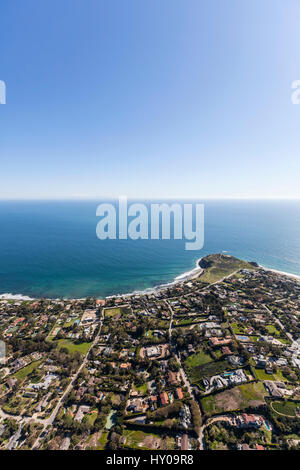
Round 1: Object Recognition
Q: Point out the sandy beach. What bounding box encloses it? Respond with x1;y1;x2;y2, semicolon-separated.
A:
260;266;300;282
1;257;300;302
108;258;204;299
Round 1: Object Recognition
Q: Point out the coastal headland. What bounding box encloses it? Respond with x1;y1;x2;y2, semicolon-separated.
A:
1;253;300;450
1;253;299;302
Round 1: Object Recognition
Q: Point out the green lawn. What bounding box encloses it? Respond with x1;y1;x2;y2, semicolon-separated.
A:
104;307;122;318
145;330;153;338
96;431;109;450
122;429;162;450
104;305;131;319
239;381;266;402
185;350;212;368
253;367;287;382
201;382;266;416
64;317;79;328
231;322;245;334
198;254;256;284
250;336;260;342
47;325;61;341
266;325;280;336
156;320;170;329
274;369;288;382
186;359;231;384
271;400;300;418
83;410;98;426
176;318;200;326
136;383;148;395
55;339;92;355
278;338;290;345
201;394;220;415
12;360;42;381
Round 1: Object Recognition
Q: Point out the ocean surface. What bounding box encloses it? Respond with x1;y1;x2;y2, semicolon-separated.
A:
0;199;299;299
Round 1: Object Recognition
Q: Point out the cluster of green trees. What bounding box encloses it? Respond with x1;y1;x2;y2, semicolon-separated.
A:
190;400;202;436
0;418;18;443
147;401;182;422
204;421;266;450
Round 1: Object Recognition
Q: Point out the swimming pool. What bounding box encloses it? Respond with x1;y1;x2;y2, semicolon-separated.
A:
265;421;271;431
236;335;250;341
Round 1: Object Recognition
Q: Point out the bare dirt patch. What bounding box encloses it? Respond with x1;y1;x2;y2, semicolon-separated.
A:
212;383;265;413
86;431;102;448
215;388;241;411
142;435;162;449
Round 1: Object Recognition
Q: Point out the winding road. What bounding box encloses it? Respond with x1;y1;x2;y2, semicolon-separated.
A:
30;311;104;450
165;300;204;449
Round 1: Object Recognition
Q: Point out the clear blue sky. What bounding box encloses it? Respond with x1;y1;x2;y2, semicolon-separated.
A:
1;0;300;199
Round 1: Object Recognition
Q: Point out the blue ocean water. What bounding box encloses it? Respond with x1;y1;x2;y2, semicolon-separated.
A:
0;200;299;299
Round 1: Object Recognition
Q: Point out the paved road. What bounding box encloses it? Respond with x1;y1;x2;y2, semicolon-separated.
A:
263;304;294;342
31;312;104;450
164;271;242;450
199;415;233;449
167;269;241;302
165;300;203;449
2;270;242;450
0;407;45;425
7;423;23;450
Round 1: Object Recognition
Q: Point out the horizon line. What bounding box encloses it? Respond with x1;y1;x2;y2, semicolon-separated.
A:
0;197;300;202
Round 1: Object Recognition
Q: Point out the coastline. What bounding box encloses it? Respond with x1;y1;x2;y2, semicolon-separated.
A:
0;293;35;301
1;257;300;302
260;265;300;281
107;257;203;299
0;258;204;301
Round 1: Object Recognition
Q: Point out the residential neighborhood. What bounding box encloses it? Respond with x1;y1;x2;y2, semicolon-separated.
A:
1;254;300;450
